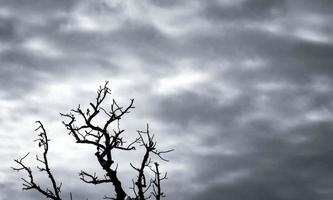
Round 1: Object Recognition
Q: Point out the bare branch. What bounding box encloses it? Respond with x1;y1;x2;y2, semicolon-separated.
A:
79;170;113;185
13;81;173;200
132;124;173;200
151;163;167;200
60;82;135;200
12;122;62;200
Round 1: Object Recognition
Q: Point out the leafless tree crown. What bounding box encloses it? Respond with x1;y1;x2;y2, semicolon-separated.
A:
13;82;173;200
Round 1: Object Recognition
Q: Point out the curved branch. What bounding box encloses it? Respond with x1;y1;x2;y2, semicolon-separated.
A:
12;122;63;200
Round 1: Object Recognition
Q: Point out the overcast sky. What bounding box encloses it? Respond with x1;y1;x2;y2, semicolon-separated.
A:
1;0;333;200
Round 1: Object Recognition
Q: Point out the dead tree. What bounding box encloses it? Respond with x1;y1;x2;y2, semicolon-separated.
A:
12;121;66;200
13;82;172;200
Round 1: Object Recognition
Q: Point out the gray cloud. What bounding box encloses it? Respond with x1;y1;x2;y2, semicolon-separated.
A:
200;0;287;22
1;0;333;200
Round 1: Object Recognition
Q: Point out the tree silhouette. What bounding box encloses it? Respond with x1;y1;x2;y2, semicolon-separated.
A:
13;121;63;200
13;82;173;200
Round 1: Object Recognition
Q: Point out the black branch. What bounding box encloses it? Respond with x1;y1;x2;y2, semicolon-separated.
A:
60;81;136;200
130;125;173;200
12;121;63;200
13;81;173;200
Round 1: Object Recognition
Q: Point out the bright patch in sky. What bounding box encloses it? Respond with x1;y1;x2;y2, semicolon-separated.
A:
154;68;210;95
294;29;331;44
22;38;62;58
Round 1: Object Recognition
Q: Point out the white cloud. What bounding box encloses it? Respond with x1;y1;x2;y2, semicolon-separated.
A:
22;38;63;58
294;29;332;44
153;67;210;95
63;0;124;33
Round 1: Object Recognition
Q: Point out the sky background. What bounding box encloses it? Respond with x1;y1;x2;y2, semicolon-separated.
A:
1;0;333;199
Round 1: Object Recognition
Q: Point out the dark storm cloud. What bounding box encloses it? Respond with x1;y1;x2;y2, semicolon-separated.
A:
154;86;333;200
290;0;333;14
0;0;121;99
157;91;333;199
150;25;333;198
1;0;333;200
149;0;188;8
0;17;17;41
152;90;252;128
201;0;287;22
107;20;177;67
0;0;77;13
184;122;333;200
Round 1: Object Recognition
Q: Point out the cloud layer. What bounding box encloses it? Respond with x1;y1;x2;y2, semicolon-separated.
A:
1;0;333;199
